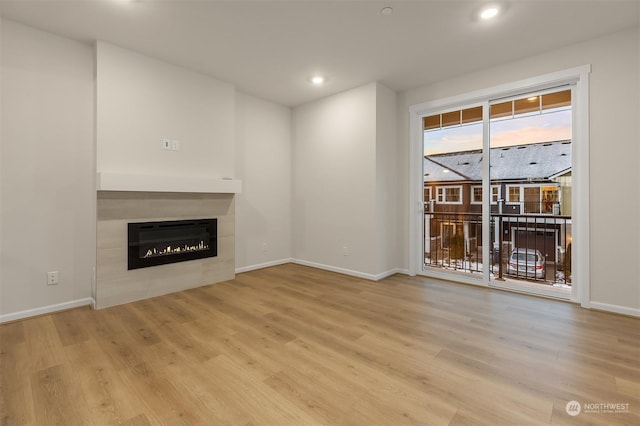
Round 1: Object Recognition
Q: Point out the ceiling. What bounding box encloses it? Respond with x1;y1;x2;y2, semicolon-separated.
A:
1;0;638;107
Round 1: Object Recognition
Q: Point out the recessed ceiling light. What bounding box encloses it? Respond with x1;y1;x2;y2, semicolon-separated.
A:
480;6;500;20
380;7;393;16
310;75;325;85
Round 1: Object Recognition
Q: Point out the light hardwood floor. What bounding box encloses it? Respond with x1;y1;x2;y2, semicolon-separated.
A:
1;264;639;425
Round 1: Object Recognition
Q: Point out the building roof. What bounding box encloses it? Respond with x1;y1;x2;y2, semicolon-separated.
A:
423;157;468;182
424;140;571;183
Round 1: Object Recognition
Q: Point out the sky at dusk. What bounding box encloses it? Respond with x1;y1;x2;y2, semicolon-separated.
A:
424;109;571;156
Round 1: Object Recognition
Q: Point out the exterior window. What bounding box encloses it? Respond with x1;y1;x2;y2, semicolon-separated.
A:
524;187;541;213
424;186;432;201
541;186;559;214
437;186;462;204
506;184;560;213
491;186;500;203
507;186;520;203
471;185;501;204
471;186;483;204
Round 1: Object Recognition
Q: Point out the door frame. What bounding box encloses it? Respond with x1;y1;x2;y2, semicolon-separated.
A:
408;65;590;306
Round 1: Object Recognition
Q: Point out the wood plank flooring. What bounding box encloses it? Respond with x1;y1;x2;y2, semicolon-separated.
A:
1;263;639;425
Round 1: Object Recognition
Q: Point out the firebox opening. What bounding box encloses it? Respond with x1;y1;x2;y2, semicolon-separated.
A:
128;219;217;270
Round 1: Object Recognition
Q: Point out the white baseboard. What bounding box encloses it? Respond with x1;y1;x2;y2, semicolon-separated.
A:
0;297;94;324
588;301;640;317
236;258;407;282
292;259;376;280
235;258;294;274
374;268;410;280
292;259;407;281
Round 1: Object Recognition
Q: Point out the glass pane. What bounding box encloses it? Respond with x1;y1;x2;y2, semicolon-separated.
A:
514;96;540;116
423;115;440;130
489;88;572;296
424;105;483;276
462;106;482;124
508;186;520;202
542;90;571;111
490;101;512;119
446;187;461;202
425;107;484;131
442;111;461;128
491;186;499;202
542;186;559;214
524;187;540;213
473;187;482;202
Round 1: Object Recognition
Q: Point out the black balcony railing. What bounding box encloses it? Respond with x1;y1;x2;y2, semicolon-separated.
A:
424;210;572;286
500;201;564;216
424;200;565;216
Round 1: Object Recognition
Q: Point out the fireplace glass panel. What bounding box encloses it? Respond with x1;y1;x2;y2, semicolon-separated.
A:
139;225;210;258
128;219;217;270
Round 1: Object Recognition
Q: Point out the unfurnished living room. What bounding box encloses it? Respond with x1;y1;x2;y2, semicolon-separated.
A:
0;1;639;425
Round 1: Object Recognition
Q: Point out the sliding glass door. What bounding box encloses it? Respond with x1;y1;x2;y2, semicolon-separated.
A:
419;85;576;299
422;105;484;279
488;87;573;297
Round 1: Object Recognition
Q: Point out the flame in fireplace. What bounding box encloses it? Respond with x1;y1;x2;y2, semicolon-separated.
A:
143;241;209;258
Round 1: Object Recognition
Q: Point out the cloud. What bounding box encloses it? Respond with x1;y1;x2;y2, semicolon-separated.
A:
424;109;570;155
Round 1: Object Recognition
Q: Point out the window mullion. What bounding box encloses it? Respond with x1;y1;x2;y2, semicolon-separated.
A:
481;102;491;284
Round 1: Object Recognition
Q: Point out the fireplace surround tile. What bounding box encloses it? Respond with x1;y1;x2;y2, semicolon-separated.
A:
147;262;206;292
96;246;135;281
97;192;151;220
95;191;235;308
96;220;125;250
99;277;149;309
147;194;221;219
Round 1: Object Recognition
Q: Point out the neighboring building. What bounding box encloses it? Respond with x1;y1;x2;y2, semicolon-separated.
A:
423;140;572;270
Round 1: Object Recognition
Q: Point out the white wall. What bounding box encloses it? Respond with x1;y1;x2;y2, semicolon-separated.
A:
292;83;379;277
0;19;95;317
235;91;292;270
291;82;401;278
398;27;640;312
375;83;400;274
96;41;235;179
637;14;640;304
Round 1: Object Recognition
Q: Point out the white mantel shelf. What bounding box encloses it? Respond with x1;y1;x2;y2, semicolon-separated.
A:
96;172;242;194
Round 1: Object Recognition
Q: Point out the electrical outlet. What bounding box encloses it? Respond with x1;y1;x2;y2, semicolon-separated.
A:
262;242;268;252
47;271;59;285
343;246;349;256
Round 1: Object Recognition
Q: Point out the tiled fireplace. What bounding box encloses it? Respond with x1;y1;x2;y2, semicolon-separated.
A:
95;191;235;309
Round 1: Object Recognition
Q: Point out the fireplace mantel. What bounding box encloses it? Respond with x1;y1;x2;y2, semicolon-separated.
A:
96;172;242;194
